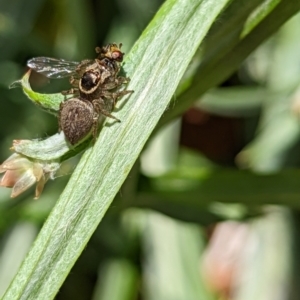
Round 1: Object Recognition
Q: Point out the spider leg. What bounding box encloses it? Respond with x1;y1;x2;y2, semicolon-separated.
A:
92;98;120;122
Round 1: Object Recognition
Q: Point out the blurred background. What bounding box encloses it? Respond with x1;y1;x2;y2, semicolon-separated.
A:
1;0;300;299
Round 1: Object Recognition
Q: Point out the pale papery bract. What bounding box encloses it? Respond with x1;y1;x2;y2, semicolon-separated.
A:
0;153;60;199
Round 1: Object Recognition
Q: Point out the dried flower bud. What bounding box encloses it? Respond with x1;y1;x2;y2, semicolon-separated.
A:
0;153;60;199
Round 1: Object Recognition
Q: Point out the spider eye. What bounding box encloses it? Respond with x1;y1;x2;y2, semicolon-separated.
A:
81;71;99;90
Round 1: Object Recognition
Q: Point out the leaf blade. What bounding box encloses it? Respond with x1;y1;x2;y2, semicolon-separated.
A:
3;0;232;299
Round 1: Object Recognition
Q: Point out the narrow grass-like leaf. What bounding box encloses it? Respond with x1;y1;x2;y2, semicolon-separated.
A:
133;169;300;223
161;0;300;125
196;87;265;117
3;0;231;299
142;212;213;300
92;259;138;300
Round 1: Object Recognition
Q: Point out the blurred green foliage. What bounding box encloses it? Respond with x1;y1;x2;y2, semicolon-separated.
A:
1;0;300;299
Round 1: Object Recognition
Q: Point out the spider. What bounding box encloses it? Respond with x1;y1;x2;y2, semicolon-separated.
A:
28;44;133;144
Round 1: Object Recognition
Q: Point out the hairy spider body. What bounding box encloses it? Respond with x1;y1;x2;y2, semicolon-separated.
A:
59;98;95;145
28;43;133;145
60;44;133;144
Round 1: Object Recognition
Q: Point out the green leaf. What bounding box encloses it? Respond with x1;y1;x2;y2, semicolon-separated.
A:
195;87;265;117
92;259;139;300
161;0;300;126
3;0;232;299
11;70;63;114
241;0;281;37
141;212;214;300
134;169;300;223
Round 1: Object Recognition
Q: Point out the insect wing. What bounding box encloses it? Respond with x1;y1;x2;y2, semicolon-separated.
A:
27;57;80;79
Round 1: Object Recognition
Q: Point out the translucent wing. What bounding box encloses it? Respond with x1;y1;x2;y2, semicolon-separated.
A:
27;57;80;79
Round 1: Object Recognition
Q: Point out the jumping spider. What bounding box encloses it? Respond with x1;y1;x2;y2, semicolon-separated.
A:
27;44;133;145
